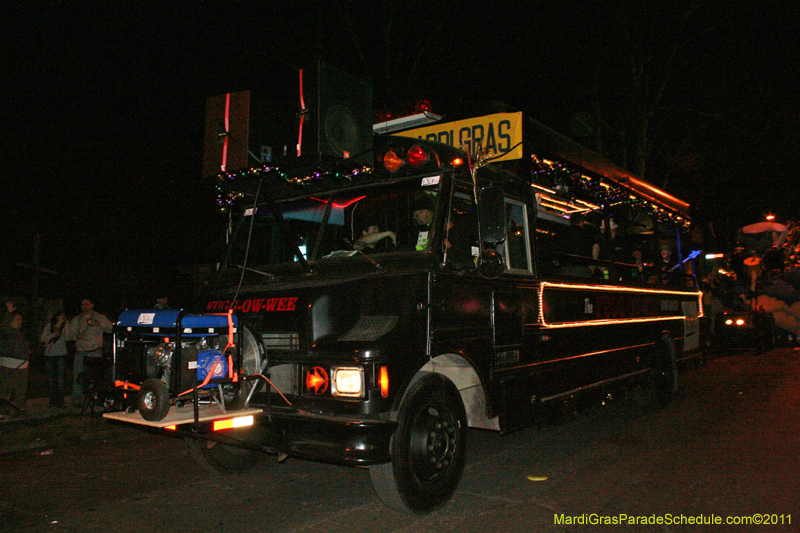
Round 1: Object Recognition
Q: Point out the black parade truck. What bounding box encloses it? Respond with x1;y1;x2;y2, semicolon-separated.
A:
105;73;702;514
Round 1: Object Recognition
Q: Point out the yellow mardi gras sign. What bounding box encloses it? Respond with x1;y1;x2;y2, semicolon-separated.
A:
396;112;523;162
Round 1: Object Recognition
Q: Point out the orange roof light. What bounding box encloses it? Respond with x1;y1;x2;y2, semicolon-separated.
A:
383;150;404;173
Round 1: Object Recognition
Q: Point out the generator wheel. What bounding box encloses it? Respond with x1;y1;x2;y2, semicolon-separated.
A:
137;379;170;421
185;426;268;473
369;372;467;514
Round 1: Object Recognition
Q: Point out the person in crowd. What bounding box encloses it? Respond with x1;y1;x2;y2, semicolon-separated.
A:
702;270;730;340
392;194;436;252
40;311;69;408
730;243;748;283
65;298;113;407
562;212;601;277
353;222;396;252
1;297;20;339
0;312;31;413
409;195;435;250
153;295;171;309
659;244;683;286
762;245;785;278
599;218;643;280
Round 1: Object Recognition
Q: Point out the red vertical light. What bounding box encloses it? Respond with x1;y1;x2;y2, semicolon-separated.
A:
221;93;230;171
379;366;389;398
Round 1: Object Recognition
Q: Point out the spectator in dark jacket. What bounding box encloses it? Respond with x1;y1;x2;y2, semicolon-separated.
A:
0;312;31;413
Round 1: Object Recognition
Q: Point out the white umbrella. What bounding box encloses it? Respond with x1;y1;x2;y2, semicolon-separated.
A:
738;222;788;254
741;221;788;236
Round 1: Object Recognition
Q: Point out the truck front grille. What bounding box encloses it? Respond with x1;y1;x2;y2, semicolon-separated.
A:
268;363;299;395
261;332;299;351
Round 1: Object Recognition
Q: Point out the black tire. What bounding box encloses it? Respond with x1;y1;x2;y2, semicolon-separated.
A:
651;338;678;408
137;378;170;421
185;425;268;473
369;372;467;514
209;327;263;410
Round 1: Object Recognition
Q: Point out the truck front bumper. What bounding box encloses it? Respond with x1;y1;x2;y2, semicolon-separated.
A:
104;404;397;467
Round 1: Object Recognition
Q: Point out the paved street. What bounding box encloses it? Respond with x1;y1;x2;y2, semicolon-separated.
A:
2;348;799;532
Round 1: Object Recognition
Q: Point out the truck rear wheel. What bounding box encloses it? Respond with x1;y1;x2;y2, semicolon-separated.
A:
369;372;468;514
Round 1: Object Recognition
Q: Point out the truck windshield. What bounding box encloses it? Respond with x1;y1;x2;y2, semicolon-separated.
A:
224;178;440;268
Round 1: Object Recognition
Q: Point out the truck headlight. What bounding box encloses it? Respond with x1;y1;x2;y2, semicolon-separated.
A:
331;366;364;397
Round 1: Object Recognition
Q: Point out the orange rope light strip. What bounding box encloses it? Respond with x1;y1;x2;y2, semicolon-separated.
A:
537;281;704;328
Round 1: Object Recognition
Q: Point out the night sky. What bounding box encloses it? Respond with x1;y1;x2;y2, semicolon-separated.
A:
2;1;798;305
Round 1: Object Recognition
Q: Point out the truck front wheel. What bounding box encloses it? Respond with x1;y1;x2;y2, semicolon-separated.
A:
369;372;468;514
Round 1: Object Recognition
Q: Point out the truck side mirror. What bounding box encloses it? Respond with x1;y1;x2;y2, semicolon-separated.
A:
478;186;506;245
477;248;505;278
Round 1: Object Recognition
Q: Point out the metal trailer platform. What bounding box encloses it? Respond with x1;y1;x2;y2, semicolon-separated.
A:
103;405;263;428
